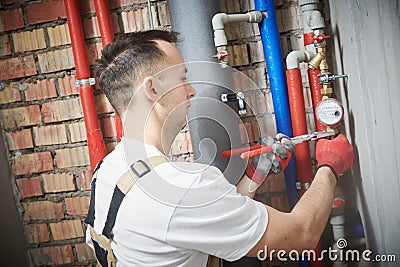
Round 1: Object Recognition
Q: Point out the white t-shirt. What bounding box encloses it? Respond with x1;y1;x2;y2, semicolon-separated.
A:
86;138;268;267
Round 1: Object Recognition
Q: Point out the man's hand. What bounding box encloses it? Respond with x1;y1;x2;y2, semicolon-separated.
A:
245;134;295;191
316;134;354;180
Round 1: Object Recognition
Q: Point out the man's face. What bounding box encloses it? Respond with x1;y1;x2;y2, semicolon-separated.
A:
154;41;196;132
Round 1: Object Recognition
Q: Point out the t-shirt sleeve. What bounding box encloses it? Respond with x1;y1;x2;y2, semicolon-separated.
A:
165;166;268;262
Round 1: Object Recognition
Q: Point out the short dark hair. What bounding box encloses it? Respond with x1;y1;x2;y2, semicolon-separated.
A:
96;30;179;116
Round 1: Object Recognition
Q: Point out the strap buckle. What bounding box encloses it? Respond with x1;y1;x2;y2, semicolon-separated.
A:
296;181;312;190
131;159;151;178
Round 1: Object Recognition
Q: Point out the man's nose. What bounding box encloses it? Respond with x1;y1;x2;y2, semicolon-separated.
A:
187;84;196;99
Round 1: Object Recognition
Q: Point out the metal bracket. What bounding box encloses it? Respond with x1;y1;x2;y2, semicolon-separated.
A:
75;78;96;87
296;181;312;190
221;91;246;115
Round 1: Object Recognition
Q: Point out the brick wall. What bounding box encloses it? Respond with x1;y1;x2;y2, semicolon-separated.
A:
0;0;305;265
0;0;171;266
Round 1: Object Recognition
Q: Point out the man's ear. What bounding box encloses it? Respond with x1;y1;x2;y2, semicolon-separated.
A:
142;76;159;102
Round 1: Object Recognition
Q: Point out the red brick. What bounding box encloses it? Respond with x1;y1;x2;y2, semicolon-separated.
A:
109;0;148;9
42;98;83;123
0;86;21;104
102;116;116;137
0;35;11;56
83;17;100;39
58;74;79;96
25;223;50;244
23;200;64;221
0;105;41;129
30;245;74;266
49;219;84;240
238;123;248;144
121;7;152;33
251;121;260;142
0;56;37;80
33;125;68;146
68;121;87;143
78;1;96;14
78;170;92;191
26;0;66;25
86;42;102;65
158;3;171;27
16;177;43;198
5;129;34;150
65;196;89;215
13;151;54;175
4;0;24;4
0;8;24;32
12;29;46;53
95;93;113;114
56;146;90;168
25;79;57;101
37;47;75;73
42;172;76;193
75;243;96;262
266;173;286;192
47;24;71;47
244;122;254;143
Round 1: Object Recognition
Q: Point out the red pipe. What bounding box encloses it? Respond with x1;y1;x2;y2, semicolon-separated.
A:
94;0;123;142
64;0;107;172
288;68;325;267
286;69;314;196
308;69;327;132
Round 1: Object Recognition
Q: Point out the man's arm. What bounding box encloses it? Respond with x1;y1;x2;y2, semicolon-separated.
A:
236;174;256;198
246;166;336;255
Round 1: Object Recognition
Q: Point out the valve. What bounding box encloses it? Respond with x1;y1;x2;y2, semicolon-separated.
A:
318;73;348;84
313;33;330;43
212;50;229;61
221;91;246;115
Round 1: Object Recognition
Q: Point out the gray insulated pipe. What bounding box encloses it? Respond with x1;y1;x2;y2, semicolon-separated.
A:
167;0;246;186
167;1;261;267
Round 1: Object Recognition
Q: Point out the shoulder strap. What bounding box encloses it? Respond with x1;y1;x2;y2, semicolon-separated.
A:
85;160;103;227
102;156;168;238
86;156;168;267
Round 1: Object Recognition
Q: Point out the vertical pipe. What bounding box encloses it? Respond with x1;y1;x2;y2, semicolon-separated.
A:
254;0;299;208
308;69;326;131
94;0;123;142
64;0;107;171
286;69;314;196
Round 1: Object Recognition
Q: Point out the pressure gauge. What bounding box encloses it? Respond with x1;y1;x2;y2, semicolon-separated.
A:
316;98;343;127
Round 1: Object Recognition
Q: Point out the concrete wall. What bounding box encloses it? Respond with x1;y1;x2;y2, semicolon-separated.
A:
0;130;29;266
327;0;400;263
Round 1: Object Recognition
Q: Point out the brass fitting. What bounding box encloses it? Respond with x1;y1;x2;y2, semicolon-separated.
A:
319;58;329;73
308;47;326;70
321;84;333;95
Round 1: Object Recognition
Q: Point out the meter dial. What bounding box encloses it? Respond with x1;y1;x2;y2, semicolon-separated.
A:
316;98;343;127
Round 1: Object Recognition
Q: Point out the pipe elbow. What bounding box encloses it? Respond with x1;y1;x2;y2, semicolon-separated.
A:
310;10;325;30
212;13;228;30
286;50;315;70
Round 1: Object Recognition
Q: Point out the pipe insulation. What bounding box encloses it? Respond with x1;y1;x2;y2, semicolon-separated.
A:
286;69;314;196
94;0;123;142
64;0;107;172
308;70;326;131
254;0;299;208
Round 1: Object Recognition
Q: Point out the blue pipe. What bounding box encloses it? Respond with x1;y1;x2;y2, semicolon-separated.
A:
254;0;299;209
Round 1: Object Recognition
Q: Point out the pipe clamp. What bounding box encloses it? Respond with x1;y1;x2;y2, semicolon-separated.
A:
75;78;96;87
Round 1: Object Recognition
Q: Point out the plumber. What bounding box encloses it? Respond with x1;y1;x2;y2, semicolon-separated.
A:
85;30;354;267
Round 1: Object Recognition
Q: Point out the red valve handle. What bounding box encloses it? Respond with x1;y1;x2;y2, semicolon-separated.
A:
313;33;331;43
212;51;229;60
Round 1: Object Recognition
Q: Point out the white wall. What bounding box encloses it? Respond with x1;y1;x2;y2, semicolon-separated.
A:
327;0;400;264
